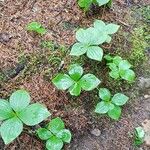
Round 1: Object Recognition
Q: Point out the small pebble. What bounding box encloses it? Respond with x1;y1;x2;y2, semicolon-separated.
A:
91;128;101;137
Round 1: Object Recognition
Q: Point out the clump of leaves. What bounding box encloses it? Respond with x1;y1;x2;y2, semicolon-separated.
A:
104;55;136;82
95;88;129;120
78;0;112;11
70;20;119;61
52;64;101;96
26;22;46;35
134;126;145;146
0;90;50;144
37;117;72;150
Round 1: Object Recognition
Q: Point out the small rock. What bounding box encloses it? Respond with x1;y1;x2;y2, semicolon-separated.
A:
0;32;11;43
144;95;150;99
91;128;101;137
138;77;150;89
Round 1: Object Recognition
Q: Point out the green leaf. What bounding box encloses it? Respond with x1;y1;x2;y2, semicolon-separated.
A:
18;103;50;126
97;0;110;6
52;74;75;90
104;54;113;61
105;23;120;34
99;88;111;101
70;43;87;56
120;69;135;82
135;127;145;139
95;101;114;114
106;35;112;43
108;63;118;71
37;128;53;140
113;56;122;66
109;70;120;79
87;46;103;61
47;117;65;134
68;64;83;81
79;74;100;91
26;22;41;31
119;60;132;70
36;27;46;35
108;106;121;120
0;117;23;144
0;99;15;121
9;90;30;112
112;93;129;106
78;0;93;11
93;20;105;32
69;83;81;96
56;129;72;143
46;136;63;150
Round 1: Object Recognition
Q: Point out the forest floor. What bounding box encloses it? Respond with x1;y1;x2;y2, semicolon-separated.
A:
0;0;150;150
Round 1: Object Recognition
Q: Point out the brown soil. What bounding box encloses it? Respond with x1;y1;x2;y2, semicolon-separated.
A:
0;0;150;150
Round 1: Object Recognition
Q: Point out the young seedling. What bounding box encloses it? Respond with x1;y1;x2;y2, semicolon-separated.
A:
52;64;101;96
0;90;50;144
70;20;119;61
26;22;46;35
37;117;72;150
95;88;129;120
134;126;145;146
104;55;136;82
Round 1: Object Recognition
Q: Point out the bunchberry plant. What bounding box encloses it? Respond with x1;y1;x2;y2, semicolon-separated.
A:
95;88;129;120
52;64;101;96
78;0;112;11
104;55;136;82
37;117;72;150
134;126;145;146
26;22;46;35
0;90;50;144
70;20;119;61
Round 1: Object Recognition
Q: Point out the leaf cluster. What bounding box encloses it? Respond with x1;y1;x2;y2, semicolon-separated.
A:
26;22;46;35
104;55;136;82
0;90;50;144
37;117;72;150
95;88;129;120
70;20;120;61
52;64;100;96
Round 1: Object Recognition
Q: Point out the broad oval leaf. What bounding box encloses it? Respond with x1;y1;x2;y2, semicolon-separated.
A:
135;127;145;139
95;101;114;114
104;54;113;61
105;23;120;34
109;70;120;79
119;60;132;70
56;129;72;143
78;0;93;11
97;0;110;6
120;69;135;82
87;46;103;61
18;103;50;126
108;106;121;120
70;43;87;56
93;20;105;31
79;74;101;91
113;56;122;66
106;35;112;43
99;88;111;101
68;64;83;81
52;74;75;90
0;117;23;144
10;90;30;112
112;93;129;106
47;117;65;134
76;29;89;44
46;136;63;150
0;99;14;121
69;83;81;96
108;63;118;71
26;22;41;31
37;128;53;140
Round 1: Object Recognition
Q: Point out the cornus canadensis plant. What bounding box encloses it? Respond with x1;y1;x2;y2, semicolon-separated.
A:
26;22;46;35
95;88;129;120
78;0;112;11
37;117;72;150
70;20;119;61
104;55;136;82
0;90;50;144
52;64;101;96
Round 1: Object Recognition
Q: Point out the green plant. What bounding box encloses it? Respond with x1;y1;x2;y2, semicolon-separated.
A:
134;126;145;146
104;55;136;82
78;0;112;11
37;117;72;150
26;22;46;35
0;90;50;144
52;64;101;96
95;88;129;120
70;20;119;61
